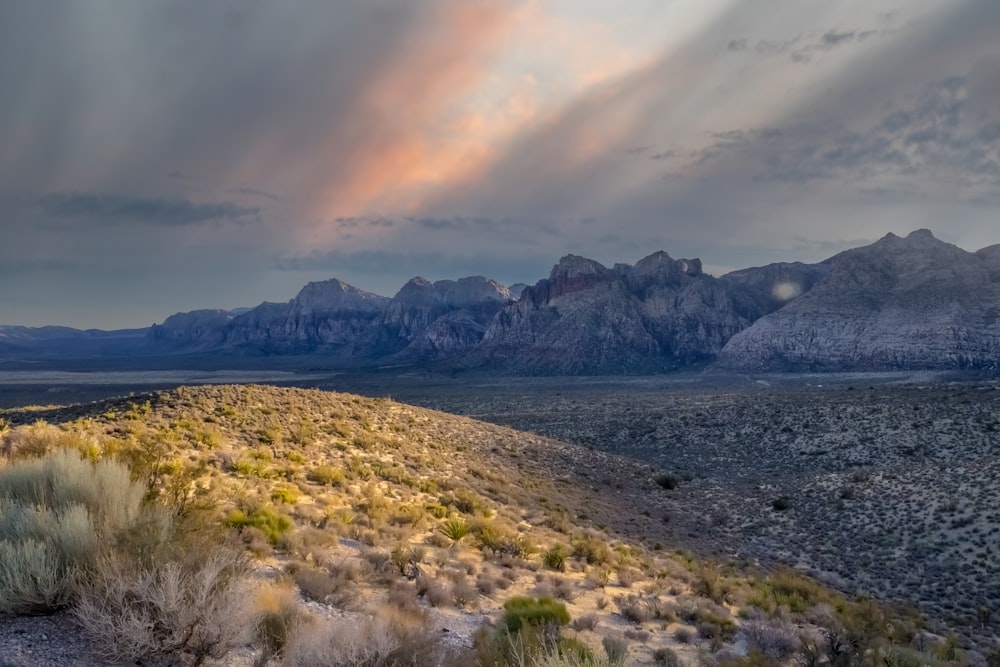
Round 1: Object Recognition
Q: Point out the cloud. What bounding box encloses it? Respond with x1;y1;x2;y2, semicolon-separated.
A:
0;1;526;223
727;25;893;63
34;193;260;226
2;0;1000;328
272;248;553;296
231;187;285;203
678;73;1000;198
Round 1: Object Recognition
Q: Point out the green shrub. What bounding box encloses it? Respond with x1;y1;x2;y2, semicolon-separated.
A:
307;464;345;487
477;614;628;667
768;568;831;610
446;488;489;515
655;474;679;490
771;496;792;511
271;486;301;505
502;596;571;634
226;507;293;545
571;536;612;565
424;502;448;519
0;449;146;614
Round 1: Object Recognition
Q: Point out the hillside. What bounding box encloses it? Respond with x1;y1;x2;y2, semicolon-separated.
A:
0;384;970;666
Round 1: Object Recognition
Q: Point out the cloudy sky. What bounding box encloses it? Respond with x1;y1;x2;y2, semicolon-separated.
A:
2;1;999;328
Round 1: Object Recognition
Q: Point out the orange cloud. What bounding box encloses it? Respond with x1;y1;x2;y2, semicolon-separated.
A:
303;0;531;232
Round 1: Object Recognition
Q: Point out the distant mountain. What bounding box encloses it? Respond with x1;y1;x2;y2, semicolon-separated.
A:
146;275;513;361
717;230;1000;370
0;325;147;361
8;229;1000;373
219;278;389;354
365;276;510;360
470;252;784;374
147;310;237;349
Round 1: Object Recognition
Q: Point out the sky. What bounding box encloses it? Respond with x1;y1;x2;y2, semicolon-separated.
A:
1;0;999;329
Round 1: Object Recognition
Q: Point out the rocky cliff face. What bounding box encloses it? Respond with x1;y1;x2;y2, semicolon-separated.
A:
147;310;235;348
148;275;512;360
220;279;389;354
718;230;1000;370
474;252;777;374
367;276;510;358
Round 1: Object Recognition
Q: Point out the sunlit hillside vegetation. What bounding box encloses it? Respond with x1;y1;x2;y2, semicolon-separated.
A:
0;385;985;666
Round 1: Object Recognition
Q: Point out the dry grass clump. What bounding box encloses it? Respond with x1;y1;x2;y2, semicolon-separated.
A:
288;561;360;608
74;545;257;665
283;604;462;667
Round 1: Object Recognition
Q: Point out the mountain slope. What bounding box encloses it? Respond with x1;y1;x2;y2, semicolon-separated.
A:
365;276;510;359
718;229;1000;370
472;252;782;374
218;278;390;354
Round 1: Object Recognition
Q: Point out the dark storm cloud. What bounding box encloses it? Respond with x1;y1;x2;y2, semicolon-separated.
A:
35;193;260;226
0;0;523;326
681;74;1000;192
648;150;677;161
231;188;285;203
727;25;892;63
0;1;510;210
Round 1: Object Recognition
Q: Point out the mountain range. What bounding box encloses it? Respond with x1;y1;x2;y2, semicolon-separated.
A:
4;229;999;374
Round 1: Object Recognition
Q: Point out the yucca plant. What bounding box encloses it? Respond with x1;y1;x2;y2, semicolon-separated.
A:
438;517;471;545
543;545;570;572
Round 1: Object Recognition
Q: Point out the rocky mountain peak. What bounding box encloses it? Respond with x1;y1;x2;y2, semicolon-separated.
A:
632;251;703;278
293;278;388;314
870;228;954;254
719;230;1000;371
975;244;1000;264
549;254;610;280
440;276;510;307
395;276;435;296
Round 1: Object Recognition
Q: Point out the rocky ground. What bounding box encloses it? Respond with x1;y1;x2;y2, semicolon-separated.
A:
364;375;1000;649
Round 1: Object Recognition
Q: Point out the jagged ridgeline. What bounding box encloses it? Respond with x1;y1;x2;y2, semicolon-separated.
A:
137;229;1000;373
0;384;967;666
6;229;1000;373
